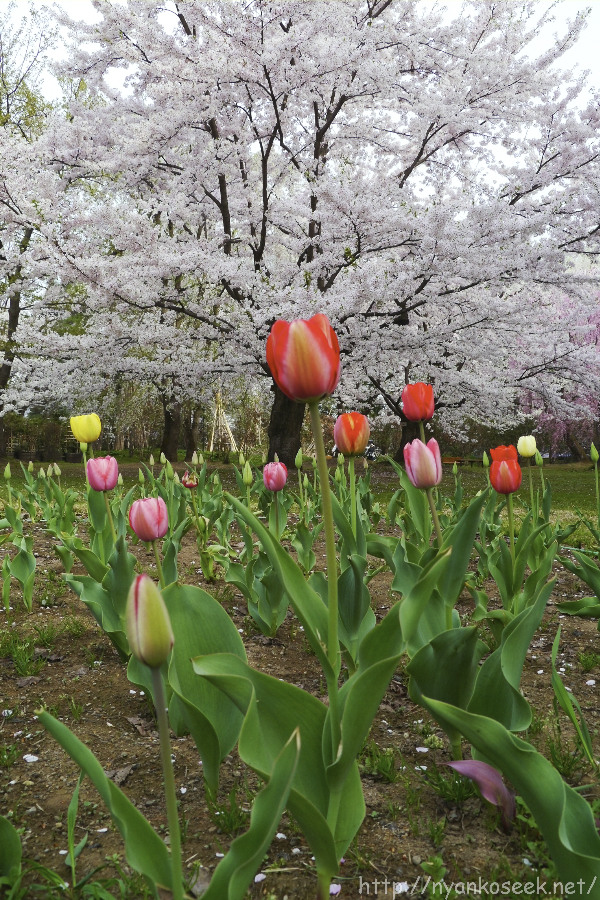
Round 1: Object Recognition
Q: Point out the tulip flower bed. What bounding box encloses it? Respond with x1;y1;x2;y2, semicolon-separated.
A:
0;457;599;899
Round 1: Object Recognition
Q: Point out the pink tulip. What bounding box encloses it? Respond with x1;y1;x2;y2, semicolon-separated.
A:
128;496;169;541
86;456;119;492
403;438;442;489
263;461;288;492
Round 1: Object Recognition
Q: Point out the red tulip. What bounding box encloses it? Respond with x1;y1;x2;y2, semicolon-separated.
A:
263;461;288;492
333;412;370;457
489;459;522;494
86;456;118;492
125;574;174;668
181;470;198;489
266;314;340;403
129;497;169;541
403;438;442;489
490;445;518;462
401;383;435;422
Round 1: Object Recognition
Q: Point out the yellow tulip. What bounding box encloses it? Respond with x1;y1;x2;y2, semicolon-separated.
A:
517;435;536;458
70;413;101;443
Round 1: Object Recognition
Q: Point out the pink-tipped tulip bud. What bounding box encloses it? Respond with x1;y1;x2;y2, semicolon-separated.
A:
70;413;101;443
86;456;119;492
263;461;288;492
125;574;174;668
128;497;169;542
333;412;370;457
403;438;442;489
266;314;340;403
489;459;522;495
401;383;435;422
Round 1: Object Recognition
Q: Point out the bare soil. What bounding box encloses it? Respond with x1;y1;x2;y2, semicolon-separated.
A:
1;465;600;899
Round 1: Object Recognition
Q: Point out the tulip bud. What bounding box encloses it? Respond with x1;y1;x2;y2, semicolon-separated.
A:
303;474;309;489
452;461;458;476
117;473;124;486
191;451;199;466
295;448;303;469
197;452;204;466
591;443;599;464
125;574;174;669
54;463;62;477
28;460;34;473
242;460;253;486
87;456;119;492
263;461;288;492
535;450;544;467
482;451;490;468
334;467;342;483
39;467;46;479
160;452;167;465
239;451;246;466
138;469;145;485
149;454;155;467
337;452;345;466
79;442;88;453
3;462;11;480
173;471;180;484
333;412;370;457
165;460;174;480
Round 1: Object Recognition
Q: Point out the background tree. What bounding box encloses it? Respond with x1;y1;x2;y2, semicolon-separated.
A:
3;0;600;461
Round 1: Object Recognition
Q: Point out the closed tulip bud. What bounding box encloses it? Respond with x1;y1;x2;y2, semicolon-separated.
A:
165;460;174;480
535;450;544;467
138;469;145;484
70;413;101;444
39;467;46;479
117;473;124;486
129;497;169;542
53;463;61;477
239;451;246;466
303;473;309;489
517;435;536;458
334;466;342;483
490;459;522;495
401;383;435;422
295;448;303;469
79;442;88;453
591;443;599;464
482;451;490;468
173;472;180;484
197;452;204;466
337;452;345;466
27;460;34;473
266;313;340;403
160;452;167;465
334;412;370;457
149;454;155;467
242;460;253;486
452;461;458;476
191;451;199;466
263;461;288;492
3;462;11;480
403;438;442;489
87;456;119;492
125;574;174;668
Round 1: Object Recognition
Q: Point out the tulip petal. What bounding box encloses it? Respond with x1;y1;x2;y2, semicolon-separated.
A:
445;760;515;829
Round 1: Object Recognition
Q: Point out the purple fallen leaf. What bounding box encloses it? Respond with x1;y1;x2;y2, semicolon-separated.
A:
445;759;516;830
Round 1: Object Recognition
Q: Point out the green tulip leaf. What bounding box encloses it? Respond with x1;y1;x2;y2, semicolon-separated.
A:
468;579;555;730
37;710;173;891
226;494;333;680
202;729;300;900
164;583;247;795
0;814;21;884
407;626;485;711
419;697;600;886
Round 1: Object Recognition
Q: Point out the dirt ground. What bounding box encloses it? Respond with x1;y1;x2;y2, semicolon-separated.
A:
1;466;599;899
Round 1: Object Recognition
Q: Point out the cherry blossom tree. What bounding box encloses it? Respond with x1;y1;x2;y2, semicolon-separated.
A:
4;0;600;461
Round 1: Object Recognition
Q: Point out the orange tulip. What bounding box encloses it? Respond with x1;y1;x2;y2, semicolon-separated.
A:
401;383;434;422
333;412;370;457
266;314;340;403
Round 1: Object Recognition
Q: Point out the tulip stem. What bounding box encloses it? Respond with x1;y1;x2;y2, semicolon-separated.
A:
297;465;305;523
426;487;443;547
309;402;339;675
152;540;166;589
507;493;516;564
103;491;117;543
348;457;357;538
594;458;600;533
150;667;183;900
274;494;280;540
527;461;536;520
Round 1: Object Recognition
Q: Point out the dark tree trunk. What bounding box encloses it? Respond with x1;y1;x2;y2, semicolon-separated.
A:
183;404;203;459
267;383;305;467
161;400;182;461
393;420;419;462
